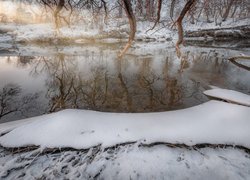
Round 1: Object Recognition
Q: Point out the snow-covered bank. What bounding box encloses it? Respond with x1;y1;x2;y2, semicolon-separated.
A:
0;22;174;44
1;22;250;48
185;25;250;41
204;88;250;106
0;23;104;43
186;18;250;32
1;144;250;180
0;99;249;149
1;20;250;46
185;19;250;40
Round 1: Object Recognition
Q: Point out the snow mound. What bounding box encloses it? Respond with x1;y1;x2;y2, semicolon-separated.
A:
204;89;250;106
0;101;249;149
0;118;34;136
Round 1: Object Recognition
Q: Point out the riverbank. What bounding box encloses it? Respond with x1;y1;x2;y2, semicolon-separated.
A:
1;21;250;46
0;88;250;179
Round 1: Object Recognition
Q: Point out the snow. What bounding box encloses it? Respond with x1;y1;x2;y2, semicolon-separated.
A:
0;34;12;43
0;18;176;45
0;14;249;45
95;145;250;180
0;118;34;136
186;18;250;32
0;2;249;178
10;24;101;43
204;89;250;106
0;144;250;180
0;100;249;149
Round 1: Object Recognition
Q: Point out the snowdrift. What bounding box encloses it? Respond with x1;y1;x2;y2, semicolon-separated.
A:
0;99;249;149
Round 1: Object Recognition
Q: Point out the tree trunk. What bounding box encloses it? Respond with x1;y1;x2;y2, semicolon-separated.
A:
54;0;65;30
170;0;176;21
136;0;144;16
119;0;137;58
222;0;234;21
147;0;162;31
118;0;123;18
175;0;196;51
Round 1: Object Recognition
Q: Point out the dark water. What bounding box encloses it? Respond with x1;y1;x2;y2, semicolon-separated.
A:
0;43;250;123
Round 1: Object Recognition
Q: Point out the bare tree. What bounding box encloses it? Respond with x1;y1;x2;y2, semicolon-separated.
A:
222;0;234;21
118;0;136;57
174;0;196;50
147;0;162;32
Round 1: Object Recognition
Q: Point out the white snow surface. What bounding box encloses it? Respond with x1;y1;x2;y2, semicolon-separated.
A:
0;21;175;44
0;118;34;136
1;144;250;180
186;18;250;31
0;100;249;149
204;89;250;106
10;24;100;42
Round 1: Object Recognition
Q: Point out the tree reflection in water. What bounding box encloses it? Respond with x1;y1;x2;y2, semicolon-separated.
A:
0;84;39;122
1;47;249;121
30;53;187;113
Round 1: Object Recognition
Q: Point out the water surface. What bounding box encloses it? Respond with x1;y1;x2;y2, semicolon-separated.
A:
0;43;249;123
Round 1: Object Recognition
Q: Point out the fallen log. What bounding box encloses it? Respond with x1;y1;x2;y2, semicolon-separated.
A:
204;88;250;107
229;55;250;61
228;55;250;71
